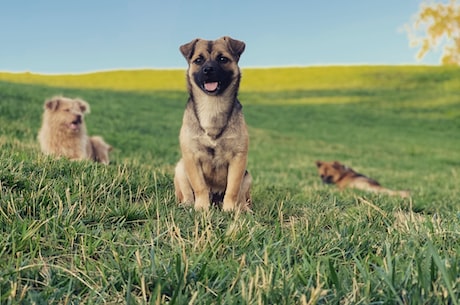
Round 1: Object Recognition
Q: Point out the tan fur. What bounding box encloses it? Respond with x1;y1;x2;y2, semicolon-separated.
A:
38;96;112;164
174;36;252;212
89;136;112;165
315;160;410;198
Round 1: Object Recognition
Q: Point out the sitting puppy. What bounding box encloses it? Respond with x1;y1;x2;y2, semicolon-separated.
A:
173;36;252;212
38;96;112;164
315;160;410;198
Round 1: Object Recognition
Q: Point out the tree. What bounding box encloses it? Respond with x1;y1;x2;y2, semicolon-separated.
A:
407;0;460;65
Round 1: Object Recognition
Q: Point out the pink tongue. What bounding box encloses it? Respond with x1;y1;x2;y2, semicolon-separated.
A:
70;123;79;130
204;82;218;92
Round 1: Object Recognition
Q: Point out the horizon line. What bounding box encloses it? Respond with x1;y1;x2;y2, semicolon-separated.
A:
0;62;439;76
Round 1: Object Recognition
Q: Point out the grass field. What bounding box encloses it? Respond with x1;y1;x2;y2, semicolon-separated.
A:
0;66;459;304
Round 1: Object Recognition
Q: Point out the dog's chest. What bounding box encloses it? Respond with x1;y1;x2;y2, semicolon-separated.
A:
194;95;231;138
195;135;236;188
196;135;235;164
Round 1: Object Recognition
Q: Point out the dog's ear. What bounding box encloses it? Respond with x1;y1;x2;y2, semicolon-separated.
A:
75;99;90;114
223;36;245;61
44;97;61;111
315;160;323;168
180;39;200;61
332;161;344;170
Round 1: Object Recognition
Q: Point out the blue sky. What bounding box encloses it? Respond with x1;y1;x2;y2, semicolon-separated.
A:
0;0;441;74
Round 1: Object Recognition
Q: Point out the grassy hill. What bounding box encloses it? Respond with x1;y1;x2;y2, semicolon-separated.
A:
0;66;459;304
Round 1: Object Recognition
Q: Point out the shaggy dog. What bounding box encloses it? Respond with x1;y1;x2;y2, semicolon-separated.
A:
38;96;112;164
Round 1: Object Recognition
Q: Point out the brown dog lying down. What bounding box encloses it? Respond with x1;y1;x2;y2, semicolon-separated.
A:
38;96;112;164
315;160;410;198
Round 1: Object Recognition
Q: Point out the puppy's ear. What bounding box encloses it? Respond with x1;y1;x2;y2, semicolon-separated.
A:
332;161;344;170
223;36;245;61
76;99;90;114
44;97;61;111
180;39;200;61
315;160;323;168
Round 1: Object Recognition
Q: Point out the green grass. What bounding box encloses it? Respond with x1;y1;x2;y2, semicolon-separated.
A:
0;66;459;304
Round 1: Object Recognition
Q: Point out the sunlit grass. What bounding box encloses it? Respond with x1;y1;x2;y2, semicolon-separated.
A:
0;66;459;304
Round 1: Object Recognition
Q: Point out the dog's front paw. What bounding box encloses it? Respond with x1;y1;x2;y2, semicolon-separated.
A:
194;197;210;211
223;198;252;213
179;200;194;207
222;197;238;212
399;190;411;198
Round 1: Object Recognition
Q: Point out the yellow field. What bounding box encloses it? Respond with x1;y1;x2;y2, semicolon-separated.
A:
0;65;456;92
0;69;185;92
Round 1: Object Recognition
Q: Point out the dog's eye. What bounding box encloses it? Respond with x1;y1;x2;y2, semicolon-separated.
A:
193;56;204;65
64;108;70;112
218;56;229;64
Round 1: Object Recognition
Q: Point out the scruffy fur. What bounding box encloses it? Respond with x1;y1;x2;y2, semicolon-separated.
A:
315;160;410;198
174;36;252;212
38;96;112;164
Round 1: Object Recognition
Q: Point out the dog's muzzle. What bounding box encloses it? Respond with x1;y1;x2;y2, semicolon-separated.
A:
201;64;221;93
69;115;82;131
321;175;334;184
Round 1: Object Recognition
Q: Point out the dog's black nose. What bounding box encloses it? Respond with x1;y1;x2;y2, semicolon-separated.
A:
203;66;214;75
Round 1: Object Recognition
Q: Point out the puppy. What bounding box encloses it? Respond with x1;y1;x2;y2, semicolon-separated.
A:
38;96;112;164
315;160;410;198
174;36;252;211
